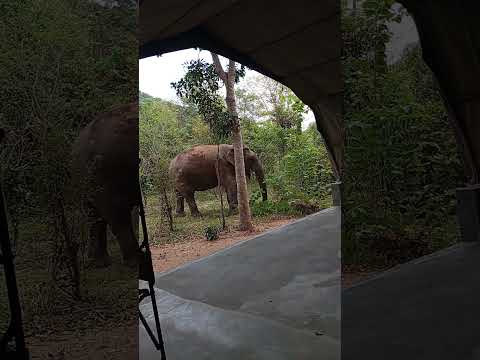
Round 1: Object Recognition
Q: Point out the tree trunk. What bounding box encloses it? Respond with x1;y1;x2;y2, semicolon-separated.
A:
211;53;253;231
231;126;253;231
160;187;174;232
56;196;81;300
216;145;226;229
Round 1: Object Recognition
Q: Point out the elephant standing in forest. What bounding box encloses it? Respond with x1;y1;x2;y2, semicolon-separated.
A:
71;102;140;267
169;144;268;217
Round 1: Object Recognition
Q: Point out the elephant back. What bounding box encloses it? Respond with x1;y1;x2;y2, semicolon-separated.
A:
71;102;140;208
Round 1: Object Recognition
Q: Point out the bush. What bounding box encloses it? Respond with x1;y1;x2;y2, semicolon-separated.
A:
250;199;298;217
204;224;221;241
244;121;334;207
341;3;463;268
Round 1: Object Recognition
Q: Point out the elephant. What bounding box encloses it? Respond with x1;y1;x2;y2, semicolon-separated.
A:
169;144;267;217
71;102;140;268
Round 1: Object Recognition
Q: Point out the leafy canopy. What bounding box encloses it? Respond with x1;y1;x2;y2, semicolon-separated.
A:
171;58;245;143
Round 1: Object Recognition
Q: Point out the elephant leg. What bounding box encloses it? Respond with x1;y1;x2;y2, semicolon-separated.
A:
175;190;186;217
226;185;238;216
221;169;238;216
86;202;98;259
185;191;201;217
106;209;139;268
86;203;111;268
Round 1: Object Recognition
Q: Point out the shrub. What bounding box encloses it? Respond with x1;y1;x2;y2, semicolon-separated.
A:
204;224;221;241
341;2;463;268
250;199;299;217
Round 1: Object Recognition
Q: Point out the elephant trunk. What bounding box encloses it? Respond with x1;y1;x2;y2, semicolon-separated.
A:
252;159;267;202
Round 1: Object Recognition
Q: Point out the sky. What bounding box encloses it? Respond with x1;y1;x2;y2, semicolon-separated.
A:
139;49;316;129
139;49;212;103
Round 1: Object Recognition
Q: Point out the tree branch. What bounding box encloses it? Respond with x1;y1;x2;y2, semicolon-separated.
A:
211;52;227;83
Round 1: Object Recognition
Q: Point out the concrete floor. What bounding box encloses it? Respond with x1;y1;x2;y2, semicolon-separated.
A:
139;207;341;360
342;241;480;360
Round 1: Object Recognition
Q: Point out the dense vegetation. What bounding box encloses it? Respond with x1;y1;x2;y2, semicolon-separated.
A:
342;1;464;269
0;0;137;342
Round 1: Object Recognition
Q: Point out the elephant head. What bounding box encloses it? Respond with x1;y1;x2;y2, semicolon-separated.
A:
223;145;268;202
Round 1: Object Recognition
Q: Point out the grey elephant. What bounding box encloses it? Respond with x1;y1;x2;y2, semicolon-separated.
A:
169;144;267;217
71;102;140;267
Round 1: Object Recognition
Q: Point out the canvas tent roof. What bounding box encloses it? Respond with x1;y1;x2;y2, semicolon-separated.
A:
139;0;344;179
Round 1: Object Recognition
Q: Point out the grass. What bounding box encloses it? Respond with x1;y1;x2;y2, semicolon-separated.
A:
142;190;304;246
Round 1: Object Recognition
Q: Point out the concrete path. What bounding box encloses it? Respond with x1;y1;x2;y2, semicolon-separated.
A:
140;207;341;360
342;241;480;360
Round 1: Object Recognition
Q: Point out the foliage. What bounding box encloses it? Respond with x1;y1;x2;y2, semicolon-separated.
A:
0;0;137;217
276;130;333;201
0;0;137;338
237;75;307;133
250;200;299;217
171;59;245;143
139;97;187;193
264;84;307;132
341;2;462;269
243;119;334;204
204;224;221;241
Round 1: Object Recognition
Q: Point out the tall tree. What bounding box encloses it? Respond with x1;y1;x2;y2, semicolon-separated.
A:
171;54;253;231
210;53;253;231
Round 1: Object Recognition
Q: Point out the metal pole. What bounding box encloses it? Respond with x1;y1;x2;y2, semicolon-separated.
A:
138;180;167;359
0;129;29;359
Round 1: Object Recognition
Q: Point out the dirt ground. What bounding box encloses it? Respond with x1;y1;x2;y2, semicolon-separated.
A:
26;320;138;360
151;217;296;273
